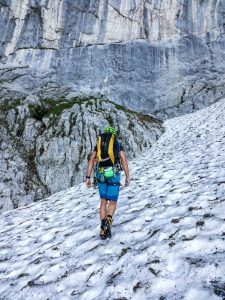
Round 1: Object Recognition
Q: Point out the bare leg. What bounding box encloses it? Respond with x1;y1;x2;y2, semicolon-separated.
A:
107;201;117;217
100;198;108;220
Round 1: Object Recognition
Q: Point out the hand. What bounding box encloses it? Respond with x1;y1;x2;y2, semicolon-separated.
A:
86;178;91;188
125;176;130;187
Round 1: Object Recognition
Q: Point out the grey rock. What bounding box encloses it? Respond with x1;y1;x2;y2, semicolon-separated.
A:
0;96;163;213
1;0;224;212
0;0;224;117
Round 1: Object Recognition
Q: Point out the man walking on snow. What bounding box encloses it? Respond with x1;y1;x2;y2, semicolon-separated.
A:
86;127;130;239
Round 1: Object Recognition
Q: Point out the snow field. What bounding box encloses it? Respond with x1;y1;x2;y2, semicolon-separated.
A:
1;99;225;299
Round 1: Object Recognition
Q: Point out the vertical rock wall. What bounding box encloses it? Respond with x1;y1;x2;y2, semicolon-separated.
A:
0;0;224;116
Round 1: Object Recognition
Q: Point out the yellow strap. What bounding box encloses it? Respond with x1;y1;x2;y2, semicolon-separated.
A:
97;136;102;162
108;135;115;165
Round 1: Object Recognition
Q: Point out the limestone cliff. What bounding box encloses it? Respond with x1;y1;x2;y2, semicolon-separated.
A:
0;0;225;117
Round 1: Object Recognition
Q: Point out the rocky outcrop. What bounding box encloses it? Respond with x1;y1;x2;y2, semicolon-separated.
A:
0;0;225;117
0;96;163;213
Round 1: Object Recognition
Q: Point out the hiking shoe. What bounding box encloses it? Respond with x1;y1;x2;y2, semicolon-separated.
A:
100;227;105;239
106;215;113;227
100;218;111;239
100;219;107;239
105;217;111;238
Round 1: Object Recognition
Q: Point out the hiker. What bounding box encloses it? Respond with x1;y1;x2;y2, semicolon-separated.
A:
85;126;130;239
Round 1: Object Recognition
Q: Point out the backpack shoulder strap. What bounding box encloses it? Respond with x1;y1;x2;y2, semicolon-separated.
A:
97;135;102;162
108;134;115;165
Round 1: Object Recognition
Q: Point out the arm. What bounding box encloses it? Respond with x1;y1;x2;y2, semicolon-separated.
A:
86;151;97;188
120;151;130;186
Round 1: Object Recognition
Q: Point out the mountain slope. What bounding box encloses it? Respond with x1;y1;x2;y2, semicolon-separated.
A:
1;99;225;299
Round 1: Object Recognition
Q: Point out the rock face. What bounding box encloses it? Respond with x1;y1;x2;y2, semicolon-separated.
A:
0;0;224;211
0;0;225;117
0;96;163;213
